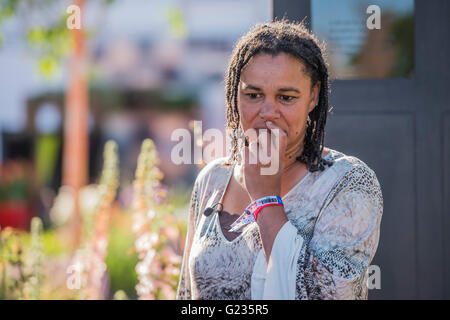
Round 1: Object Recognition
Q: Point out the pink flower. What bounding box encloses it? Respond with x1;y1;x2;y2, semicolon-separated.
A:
146;209;156;220
135;233;158;254
161;226;179;241
161;246;181;265
132;212;147;233
164;265;180;277
136;261;150;276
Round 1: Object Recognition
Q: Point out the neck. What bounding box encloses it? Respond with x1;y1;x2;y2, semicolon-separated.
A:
283;137;304;172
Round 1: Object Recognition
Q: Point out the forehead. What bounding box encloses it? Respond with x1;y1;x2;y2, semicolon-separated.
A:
240;52;310;88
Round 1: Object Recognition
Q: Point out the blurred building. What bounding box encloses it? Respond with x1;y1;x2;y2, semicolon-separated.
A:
0;0;271;227
0;0;271;185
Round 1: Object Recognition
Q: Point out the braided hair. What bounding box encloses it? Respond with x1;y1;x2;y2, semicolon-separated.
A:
224;19;334;172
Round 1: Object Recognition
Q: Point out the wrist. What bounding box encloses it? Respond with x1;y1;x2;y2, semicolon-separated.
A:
253;202;283;221
250;190;281;202
228;195;284;233
256;204;288;227
249;195;284;221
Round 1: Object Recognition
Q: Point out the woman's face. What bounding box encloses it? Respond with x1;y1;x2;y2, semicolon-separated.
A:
238;52;320;154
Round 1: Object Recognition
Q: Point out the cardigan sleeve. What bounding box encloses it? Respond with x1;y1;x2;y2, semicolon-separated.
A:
176;179;201;300
251;164;383;300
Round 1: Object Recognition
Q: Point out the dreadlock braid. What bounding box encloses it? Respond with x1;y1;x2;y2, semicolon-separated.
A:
224;19;334;171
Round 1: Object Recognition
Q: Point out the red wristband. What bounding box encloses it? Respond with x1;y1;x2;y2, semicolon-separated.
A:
253;203;283;221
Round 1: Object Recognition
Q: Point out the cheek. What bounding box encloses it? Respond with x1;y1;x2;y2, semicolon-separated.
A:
283;105;309;138
288;119;306;138
238;102;259;127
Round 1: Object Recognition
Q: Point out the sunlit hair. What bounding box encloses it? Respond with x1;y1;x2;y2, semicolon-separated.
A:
224;19;334;172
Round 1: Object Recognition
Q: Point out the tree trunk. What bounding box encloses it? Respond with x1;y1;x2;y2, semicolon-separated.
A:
64;0;88;250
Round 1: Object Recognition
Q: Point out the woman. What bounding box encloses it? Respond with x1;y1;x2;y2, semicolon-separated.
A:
176;20;383;300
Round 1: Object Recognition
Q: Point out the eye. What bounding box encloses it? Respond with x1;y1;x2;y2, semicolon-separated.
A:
246;93;262;99
279;95;296;102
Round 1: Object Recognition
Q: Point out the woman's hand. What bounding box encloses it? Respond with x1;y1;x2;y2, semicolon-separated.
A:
241;121;288;201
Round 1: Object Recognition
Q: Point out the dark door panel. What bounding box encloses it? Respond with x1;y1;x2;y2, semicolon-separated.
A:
273;0;450;299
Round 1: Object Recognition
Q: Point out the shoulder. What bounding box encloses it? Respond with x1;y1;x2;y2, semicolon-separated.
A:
326;149;380;186
312;150;383;252
193;156;232;192
323;148;383;207
189;157;232;225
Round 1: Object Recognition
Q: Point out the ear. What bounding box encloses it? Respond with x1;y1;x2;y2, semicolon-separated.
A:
308;81;321;113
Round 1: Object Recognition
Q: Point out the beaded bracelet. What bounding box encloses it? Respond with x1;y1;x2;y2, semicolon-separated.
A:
229;196;284;233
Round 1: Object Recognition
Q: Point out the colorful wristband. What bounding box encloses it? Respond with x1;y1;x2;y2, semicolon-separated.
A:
229;196;284;232
253;202;283;221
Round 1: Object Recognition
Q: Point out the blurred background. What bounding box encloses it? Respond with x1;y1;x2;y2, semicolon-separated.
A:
0;0;271;225
0;0;272;300
0;0;449;300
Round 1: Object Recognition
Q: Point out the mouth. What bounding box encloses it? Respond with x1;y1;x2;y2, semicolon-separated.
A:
245;123;288;144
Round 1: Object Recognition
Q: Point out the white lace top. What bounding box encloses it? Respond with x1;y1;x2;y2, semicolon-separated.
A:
176;148;383;300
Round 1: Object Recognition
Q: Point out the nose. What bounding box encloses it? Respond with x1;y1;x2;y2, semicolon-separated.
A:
259;99;280;122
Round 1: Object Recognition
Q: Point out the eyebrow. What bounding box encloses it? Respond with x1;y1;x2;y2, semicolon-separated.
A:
279;87;301;94
242;84;301;94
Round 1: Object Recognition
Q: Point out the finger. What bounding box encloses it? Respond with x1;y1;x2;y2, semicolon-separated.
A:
256;129;272;165
266;121;287;151
248;140;258;165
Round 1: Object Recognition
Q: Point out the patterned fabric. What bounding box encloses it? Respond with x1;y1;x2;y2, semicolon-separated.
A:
176;148;383;300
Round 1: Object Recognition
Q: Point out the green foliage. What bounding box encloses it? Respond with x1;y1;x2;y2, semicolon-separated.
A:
0;0;19;47
0;161;31;202
166;6;188;39
39;229;67;256
0;228;25;299
35;134;61;187
22;217;44;299
0;0;115;79
26;14;70;79
0;222;44;300
113;289;128;300
0;179;29;202
105;213;139;300
389;13;414;77
131;139;186;299
0;1;72;78
99;141;119;198
0;137;189;300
